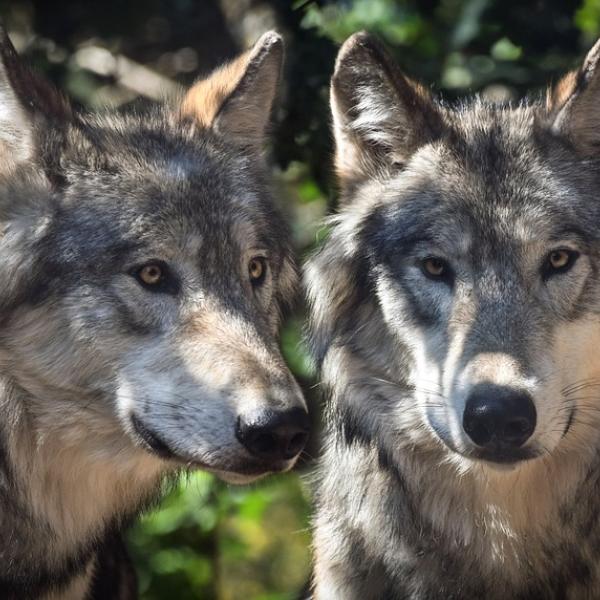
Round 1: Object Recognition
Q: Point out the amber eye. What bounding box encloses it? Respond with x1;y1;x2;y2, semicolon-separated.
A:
131;261;179;295
138;264;163;285
549;250;570;269
422;257;448;279
544;249;579;279
248;257;267;286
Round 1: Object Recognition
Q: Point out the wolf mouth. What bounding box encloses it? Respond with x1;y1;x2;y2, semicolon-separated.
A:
435;434;541;466
469;448;540;465
130;413;178;460
129;414;291;476
562;406;576;438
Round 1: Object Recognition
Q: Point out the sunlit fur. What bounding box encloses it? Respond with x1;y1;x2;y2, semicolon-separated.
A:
309;32;600;599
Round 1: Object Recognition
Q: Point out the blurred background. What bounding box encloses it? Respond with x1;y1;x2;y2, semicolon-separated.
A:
1;0;599;597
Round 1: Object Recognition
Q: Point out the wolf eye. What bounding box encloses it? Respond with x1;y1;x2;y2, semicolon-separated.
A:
421;257;450;281
543;249;579;279
132;261;179;294
139;264;163;286
248;257;267;286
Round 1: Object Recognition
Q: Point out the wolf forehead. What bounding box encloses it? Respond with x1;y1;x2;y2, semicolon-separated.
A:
42;110;286;253
355;102;600;254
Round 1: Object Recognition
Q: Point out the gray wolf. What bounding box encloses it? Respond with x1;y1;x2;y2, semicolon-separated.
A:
0;27;308;599
308;31;600;599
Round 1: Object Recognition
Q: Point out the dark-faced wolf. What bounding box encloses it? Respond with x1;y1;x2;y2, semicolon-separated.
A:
308;31;600;599
0;27;309;600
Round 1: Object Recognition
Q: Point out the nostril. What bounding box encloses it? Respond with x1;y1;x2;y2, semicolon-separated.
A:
284;431;309;459
503;417;533;441
290;432;307;450
463;417;492;447
249;431;278;455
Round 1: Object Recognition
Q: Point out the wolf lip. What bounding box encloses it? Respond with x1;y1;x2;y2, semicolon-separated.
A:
130;415;292;476
130;414;178;460
471;446;539;465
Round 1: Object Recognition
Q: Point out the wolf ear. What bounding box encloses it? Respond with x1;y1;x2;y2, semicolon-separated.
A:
0;26;71;173
180;31;283;149
548;38;600;155
331;32;443;194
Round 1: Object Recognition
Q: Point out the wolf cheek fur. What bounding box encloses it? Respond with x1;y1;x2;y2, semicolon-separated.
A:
0;28;308;600
309;32;600;599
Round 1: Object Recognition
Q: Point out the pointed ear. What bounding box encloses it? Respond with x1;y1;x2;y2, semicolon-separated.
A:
0;26;71;174
548;38;600;155
331;32;444;194
180;31;283;149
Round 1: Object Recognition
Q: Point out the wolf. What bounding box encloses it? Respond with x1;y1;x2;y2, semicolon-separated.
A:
308;31;600;599
0;26;309;600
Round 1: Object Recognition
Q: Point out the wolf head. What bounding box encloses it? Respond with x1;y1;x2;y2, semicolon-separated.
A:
0;29;308;483
309;32;600;471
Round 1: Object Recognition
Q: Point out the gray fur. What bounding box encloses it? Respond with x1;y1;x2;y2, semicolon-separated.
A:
308;32;600;599
0;28;306;599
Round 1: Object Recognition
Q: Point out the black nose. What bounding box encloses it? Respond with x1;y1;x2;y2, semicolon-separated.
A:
236;407;310;462
463;385;536;450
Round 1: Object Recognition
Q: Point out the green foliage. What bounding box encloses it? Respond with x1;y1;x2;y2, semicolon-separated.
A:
301;0;425;46
576;0;600;38
128;473;311;599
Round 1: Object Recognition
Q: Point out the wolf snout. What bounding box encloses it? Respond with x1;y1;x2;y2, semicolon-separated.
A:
462;384;536;458
236;407;310;463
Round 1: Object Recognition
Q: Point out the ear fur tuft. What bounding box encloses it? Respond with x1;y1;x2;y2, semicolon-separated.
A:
180;31;284;149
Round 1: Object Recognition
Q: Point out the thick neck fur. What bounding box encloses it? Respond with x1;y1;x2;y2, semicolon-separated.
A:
0;376;166;597
315;316;600;597
316;435;600;598
393;439;589;570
